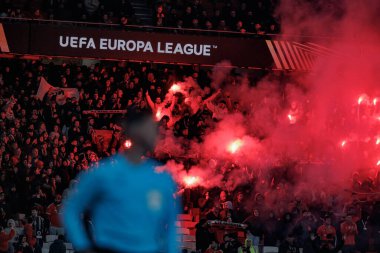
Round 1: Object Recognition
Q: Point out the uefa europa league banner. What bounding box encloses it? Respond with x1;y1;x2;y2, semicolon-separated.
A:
28;24;273;68
0;22;328;70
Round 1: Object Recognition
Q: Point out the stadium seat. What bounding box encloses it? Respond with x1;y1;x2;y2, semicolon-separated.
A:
177;221;198;228
181;241;196;251
46;234;58;242
64;243;74;250
42;242;52;249
263;246;279;253
177;214;192;221
176;227;190;235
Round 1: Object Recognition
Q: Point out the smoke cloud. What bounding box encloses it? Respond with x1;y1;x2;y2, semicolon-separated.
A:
155;0;380;211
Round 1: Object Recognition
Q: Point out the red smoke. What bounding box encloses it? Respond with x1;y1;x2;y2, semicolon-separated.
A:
154;0;380;208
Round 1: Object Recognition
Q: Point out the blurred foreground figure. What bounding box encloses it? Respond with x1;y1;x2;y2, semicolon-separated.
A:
62;112;178;253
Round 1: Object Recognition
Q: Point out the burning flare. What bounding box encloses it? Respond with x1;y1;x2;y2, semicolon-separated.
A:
124;139;132;149
288;114;297;124
341;140;347;148
228;139;243;154
183;176;199;188
169;84;181;92
358;94;369;105
155;109;162;120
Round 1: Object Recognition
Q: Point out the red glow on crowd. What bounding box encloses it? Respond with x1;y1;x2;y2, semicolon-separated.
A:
183;176;199;188
124;139;132;149
227;139;243;154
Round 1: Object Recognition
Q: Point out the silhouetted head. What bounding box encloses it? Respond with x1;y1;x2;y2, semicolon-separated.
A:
122;111;158;152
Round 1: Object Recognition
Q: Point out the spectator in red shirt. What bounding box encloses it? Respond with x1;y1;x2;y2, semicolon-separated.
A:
340;215;358;253
22;218;36;249
46;195;63;235
0;226;15;253
317;216;336;249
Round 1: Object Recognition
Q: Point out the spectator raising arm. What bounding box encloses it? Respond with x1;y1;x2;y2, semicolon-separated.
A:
204;89;222;111
204;89;222;104
0;227;15;253
146;91;156;112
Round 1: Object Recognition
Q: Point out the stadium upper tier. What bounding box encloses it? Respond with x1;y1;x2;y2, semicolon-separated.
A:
0;0;280;34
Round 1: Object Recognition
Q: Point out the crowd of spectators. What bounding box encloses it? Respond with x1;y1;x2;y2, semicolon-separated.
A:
0;57;379;253
153;0;280;34
0;0;135;25
0;0;280;34
188;177;380;253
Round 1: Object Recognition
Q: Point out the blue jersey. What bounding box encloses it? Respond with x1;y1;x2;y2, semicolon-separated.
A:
61;154;179;253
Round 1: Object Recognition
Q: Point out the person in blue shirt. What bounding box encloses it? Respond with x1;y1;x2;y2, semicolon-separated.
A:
61;111;179;253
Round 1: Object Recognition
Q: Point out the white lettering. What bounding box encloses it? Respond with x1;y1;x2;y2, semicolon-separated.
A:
173;43;183;54
70;37;78;48
100;38;107;50
183;44;193;55
126;40;136;51
87;38;96;49
108;39;117;50
137;41;144;51
59;36;69;47
194;44;203;56
117;40;126;50
157;42;164;53
144;42;153;52
79;37;87;48
203;45;211;56
58;37;213;56
165;42;173;53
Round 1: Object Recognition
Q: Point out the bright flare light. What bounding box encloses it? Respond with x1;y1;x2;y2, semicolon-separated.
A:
358;94;368;105
374;98;378;106
341;140;347;148
376;138;380;145
124;139;132;149
288;114;296;124
183;176;199;188
228;139;243;154
170;84;181;92
155;109;162;120
377;160;380;166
